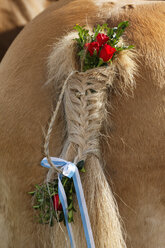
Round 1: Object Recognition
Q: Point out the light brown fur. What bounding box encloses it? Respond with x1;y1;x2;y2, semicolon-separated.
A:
0;0;73;61
0;0;164;247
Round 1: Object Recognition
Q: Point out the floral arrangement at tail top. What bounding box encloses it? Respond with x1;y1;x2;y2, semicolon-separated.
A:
74;21;134;71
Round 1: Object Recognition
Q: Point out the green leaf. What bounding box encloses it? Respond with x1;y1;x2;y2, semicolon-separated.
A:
118;21;129;29
69;195;73;200
97;58;104;67
28;191;35;195
107;28;114;38
33;205;40;209
35;184;40;190
62;177;69;187
100;23;108;32
74;24;90;48
93;49;97;57
124;45;134;49
69;187;73;194
93;24;101;39
76;160;85;170
68;202;73;210
80;167;86;173
68;210;73;223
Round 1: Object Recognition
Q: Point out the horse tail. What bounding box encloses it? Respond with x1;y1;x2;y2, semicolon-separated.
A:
44;31;137;247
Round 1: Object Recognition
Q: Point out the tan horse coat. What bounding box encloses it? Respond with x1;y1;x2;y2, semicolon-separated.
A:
0;0;73;61
0;0;164;247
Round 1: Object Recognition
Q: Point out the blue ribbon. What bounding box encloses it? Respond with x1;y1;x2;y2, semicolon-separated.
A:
58;175;75;247
41;157;95;248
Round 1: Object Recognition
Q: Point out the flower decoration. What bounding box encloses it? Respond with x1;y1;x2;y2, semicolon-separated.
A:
96;33;109;46
53;194;63;211
84;42;100;56
99;43;116;62
74;21;134;71
29;160;85;226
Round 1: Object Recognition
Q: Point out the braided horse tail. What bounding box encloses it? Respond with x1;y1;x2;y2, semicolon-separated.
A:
45;32;137;247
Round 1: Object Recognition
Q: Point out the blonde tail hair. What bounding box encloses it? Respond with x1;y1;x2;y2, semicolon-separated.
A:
44;32;137;247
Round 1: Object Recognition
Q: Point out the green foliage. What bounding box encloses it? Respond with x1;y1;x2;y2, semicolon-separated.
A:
76;160;85;172
74;21;134;71
29;160;85;226
107;21;129;47
29;181;58;226
74;25;91;48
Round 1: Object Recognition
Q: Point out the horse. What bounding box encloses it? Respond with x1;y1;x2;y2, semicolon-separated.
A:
0;0;73;61
0;0;164;247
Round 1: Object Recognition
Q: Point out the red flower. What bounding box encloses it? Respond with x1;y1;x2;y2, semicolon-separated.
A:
96;33;109;46
53;194;62;211
85;42;100;56
99;44;116;62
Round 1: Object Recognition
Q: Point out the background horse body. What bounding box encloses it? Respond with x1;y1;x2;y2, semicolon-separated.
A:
0;0;73;61
0;0;164;247
0;0;47;61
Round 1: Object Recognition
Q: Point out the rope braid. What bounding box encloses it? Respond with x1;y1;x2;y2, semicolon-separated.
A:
44;71;77;175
